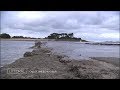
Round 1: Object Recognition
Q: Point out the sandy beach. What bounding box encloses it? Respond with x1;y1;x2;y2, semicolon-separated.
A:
0;41;119;79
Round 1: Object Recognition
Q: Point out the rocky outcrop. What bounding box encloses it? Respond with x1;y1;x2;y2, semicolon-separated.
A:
24;52;33;57
35;41;42;48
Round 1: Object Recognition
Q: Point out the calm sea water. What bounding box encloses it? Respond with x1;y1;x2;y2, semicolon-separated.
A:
45;41;120;60
0;40;119;66
0;40;34;66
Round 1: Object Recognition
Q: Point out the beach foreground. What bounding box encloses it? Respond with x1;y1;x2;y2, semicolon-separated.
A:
0;41;119;79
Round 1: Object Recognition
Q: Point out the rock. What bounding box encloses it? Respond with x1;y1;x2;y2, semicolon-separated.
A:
56;55;65;59
59;60;71;64
57;56;63;59
46;53;51;56
35;41;42;48
24;52;33;57
31;50;39;55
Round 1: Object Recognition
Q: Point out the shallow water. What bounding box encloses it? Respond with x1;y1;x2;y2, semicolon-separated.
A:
0;40;119;66
0;40;34;66
45;41;120;60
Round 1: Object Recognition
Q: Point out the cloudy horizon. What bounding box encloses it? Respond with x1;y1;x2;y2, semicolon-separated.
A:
1;11;119;41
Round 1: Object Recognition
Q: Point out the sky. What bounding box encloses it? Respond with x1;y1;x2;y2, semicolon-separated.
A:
0;11;119;41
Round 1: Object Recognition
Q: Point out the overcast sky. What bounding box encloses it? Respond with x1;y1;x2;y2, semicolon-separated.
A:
1;11;119;41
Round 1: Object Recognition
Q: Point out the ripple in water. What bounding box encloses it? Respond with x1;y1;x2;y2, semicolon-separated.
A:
1;40;34;66
45;41;119;60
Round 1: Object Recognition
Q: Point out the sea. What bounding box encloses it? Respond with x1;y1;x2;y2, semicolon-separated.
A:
45;41;120;60
0;40;34;66
0;40;119;66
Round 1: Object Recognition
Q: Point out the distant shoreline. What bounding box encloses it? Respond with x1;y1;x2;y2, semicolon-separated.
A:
0;38;40;41
0;38;55;41
0;38;86;42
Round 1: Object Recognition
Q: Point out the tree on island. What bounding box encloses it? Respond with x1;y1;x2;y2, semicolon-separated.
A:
45;33;89;42
68;33;73;38
0;33;11;38
46;33;75;39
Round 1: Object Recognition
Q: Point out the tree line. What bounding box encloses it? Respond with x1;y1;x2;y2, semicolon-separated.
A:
0;33;11;38
45;33;74;39
0;33;39;39
45;33;87;41
0;33;88;42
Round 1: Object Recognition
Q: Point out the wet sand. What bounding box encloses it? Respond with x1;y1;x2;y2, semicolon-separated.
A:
0;42;119;79
90;57;120;67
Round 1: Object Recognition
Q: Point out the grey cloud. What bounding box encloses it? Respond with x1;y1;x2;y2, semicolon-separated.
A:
1;11;119;41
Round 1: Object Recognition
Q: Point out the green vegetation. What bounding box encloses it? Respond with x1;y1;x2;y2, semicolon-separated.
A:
0;32;88;42
45;33;88;42
12;36;31;39
12;36;25;38
0;33;11;38
46;33;74;39
12;36;40;39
